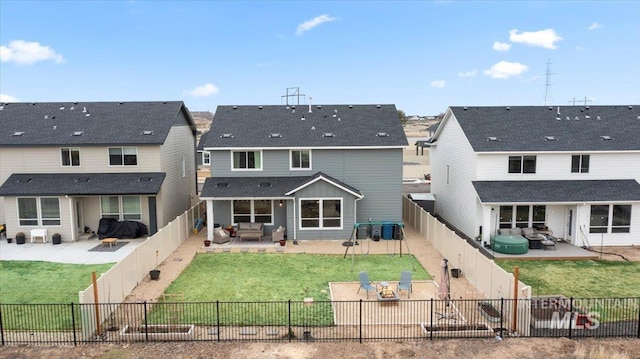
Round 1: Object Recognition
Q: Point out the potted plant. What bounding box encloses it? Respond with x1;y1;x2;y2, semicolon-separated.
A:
15;232;26;245
204;239;212;247
279;238;286;246
149;250;160;280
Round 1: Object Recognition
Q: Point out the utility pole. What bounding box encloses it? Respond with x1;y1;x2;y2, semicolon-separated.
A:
543;59;554;106
569;97;592;106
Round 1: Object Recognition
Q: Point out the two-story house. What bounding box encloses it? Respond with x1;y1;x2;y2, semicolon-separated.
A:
0;101;198;242
430;105;640;247
199;104;408;241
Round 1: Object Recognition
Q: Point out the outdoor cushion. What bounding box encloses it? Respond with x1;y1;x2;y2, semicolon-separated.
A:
250;223;262;230
239;222;250;230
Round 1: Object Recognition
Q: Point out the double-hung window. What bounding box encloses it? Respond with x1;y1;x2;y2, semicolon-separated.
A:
232;200;272;224
290;150;311;170
508;156;536;174
61;147;80;167
17;197;61;226
232;151;261;170
101;196;141;220
109;147;137;166
571;155;590;173
300;198;342;229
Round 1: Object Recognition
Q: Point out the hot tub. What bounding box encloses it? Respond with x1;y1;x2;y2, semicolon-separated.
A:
490;235;529;254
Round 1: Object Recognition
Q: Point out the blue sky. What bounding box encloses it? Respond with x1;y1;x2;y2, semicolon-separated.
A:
1;1;638;116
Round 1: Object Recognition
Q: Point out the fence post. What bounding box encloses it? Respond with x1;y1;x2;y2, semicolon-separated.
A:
568;297;574;339
637;297;640;339
500;298;504;339
216;300;220;342
429;298;433;340
143;301;149;342
0;303;4;346
71;302;77;346
288;300;292;343
359;299;363;344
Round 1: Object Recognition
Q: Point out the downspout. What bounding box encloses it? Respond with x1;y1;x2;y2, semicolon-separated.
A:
354;195;363;228
292;198;297;241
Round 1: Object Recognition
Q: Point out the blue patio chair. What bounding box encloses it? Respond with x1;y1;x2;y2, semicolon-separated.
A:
397;270;413;298
357;271;377;299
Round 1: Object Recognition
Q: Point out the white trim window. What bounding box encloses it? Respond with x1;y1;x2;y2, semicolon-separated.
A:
499;205;546;228
290;150;311;170
61;147;80;167
202;151;211;165
508;155;536;174
101;196;142;220
590;204;631;234
299;198;342;229
231;150;262;170
571;154;590;173
109;147;138;166
232;199;273;224
17;197;61;226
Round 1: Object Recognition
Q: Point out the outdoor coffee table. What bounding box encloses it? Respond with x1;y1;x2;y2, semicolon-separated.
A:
102;237;118;247
376;282;400;302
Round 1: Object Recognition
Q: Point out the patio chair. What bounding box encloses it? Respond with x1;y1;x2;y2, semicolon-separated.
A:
540;235;556;250
212;227;231;244
397;270;413;298
357;271;377;299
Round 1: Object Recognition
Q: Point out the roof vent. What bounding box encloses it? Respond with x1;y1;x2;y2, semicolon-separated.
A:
292;108;295;113
548;106;553;110
463;107;468;110
317;105;322;109
221;133;233;138
585;115;591;119
585;106;590;110
70;107;74;111
377;132;389;137
44;115;48;119
376;105;381;108
0;105;3;110
232;105;237;109
139;177;153;182
575;117;580;121
566;116;571;121
17;177;32;183
506;106;511;110
269;133;282;138
637;115;640;120
311;126;316;130
301;115;305;121
596;116;601;120
12;131;24;136
348;105;353;109
215;182;228;188
143;130;153;135
600;135;612;140
85;113;90;117
555;117;561;121
72;131;83;136
82;107;87;113
259;182;272;188
545;136;557;141
322;132;335;137
258;106;263;109
628;106;633;109
76;177;90;183
51;116;56;119
59;105;65;110
487;136;499;141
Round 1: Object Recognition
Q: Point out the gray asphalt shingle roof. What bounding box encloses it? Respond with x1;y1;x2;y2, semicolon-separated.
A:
200;172;362;199
202;104;408;148
0;101;195;146
447;105;640;152
472;180;640;203
0;173;166;196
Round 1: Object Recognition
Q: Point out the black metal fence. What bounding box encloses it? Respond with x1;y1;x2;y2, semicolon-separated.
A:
1;297;638;345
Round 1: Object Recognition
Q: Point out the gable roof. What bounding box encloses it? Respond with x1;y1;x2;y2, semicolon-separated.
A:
473;179;640;203
199;172;362;199
196;130;211;151
0;101;196;147
435;105;640;152
0;173;166;196
202;104;408;149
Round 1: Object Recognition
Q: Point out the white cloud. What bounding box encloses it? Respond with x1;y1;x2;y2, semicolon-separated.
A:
430;80;446;88
295;14;337;36
492;41;511;52
483;61;528;79
0;40;64;65
189;83;219;97
458;70;477;78
588;22;602;30
508;28;562;49
0;94;19;102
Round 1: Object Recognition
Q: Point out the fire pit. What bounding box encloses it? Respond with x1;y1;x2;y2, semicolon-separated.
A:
376;283;400;302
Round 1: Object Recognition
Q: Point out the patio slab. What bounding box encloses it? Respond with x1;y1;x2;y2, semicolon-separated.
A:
479;241;599;260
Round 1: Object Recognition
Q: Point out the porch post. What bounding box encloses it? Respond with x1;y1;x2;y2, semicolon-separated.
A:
67;196;76;242
481;205;493;246
206;199;214;241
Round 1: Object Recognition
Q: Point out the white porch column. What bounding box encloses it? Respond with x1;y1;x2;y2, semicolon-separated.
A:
481;205;493;246
206;199;214;241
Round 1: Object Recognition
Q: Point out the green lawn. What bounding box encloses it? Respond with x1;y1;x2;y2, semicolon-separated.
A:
497;259;640;298
165;253;430;301
0;261;114;304
152;253;431;326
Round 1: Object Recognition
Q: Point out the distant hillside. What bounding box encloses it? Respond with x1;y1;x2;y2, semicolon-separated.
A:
191;111;213;140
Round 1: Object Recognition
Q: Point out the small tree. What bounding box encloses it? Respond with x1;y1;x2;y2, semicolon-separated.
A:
398;109;407;125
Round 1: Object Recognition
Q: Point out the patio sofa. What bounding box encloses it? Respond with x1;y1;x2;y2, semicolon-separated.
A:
236;222;264;241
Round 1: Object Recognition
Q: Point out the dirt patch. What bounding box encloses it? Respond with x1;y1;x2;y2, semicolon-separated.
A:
590;246;640;261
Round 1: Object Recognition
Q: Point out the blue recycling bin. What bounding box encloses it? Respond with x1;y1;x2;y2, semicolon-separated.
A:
382;222;394;240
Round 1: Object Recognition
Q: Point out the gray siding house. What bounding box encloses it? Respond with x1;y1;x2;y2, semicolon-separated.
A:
0;101;198;242
200;104;408;241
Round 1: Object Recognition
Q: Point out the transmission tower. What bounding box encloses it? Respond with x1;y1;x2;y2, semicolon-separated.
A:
543;59;554;106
